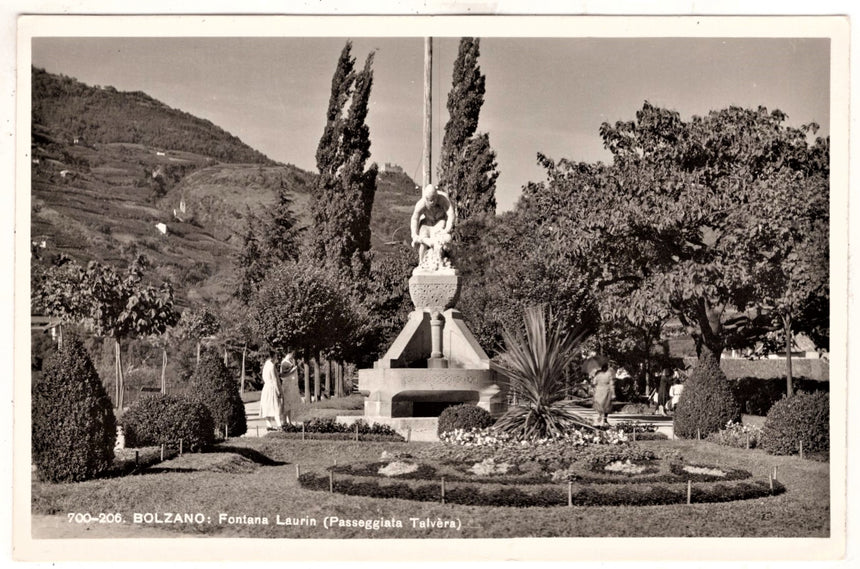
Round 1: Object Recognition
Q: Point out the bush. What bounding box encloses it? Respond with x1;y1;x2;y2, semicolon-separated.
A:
437;404;494;436
32;336;116;482
673;355;741;439
189;350;247;437
759;391;829;456
121;393;215;452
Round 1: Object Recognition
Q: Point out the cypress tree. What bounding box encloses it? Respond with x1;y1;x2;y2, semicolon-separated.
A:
234;210;266;304
307;41;378;281
438;37;499;223
264;182;301;264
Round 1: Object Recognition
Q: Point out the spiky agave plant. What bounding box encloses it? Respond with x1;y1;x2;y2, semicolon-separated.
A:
494;305;594;440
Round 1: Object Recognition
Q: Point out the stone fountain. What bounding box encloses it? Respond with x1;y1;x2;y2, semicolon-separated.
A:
338;187;507;441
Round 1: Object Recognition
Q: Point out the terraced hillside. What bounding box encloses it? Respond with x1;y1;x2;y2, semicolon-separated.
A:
31;67;420;307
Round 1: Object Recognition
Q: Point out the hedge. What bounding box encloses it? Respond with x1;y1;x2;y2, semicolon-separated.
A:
299;472;784;507
437;404;494;436
683;356;828;381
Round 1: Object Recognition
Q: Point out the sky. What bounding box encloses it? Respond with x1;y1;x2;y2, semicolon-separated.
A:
31;35;830;212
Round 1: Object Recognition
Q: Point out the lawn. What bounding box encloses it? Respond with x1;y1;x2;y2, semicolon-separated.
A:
31;436;829;539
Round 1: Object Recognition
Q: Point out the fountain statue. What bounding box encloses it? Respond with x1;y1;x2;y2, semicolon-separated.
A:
350;185;507;440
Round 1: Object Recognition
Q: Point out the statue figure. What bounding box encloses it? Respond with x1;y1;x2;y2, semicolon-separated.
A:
410;184;455;270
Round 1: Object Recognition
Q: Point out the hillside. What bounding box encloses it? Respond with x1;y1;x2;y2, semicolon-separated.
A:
31;68;421;307
32;67;276;165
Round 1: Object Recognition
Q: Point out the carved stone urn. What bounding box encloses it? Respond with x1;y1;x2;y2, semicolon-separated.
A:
408;268;460;311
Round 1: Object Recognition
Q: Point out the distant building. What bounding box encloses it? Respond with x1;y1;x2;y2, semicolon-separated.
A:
379;162;404;174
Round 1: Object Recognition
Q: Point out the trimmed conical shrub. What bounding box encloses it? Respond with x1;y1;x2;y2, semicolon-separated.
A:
32;336;116;482
189;350;247;438
673;354;741;439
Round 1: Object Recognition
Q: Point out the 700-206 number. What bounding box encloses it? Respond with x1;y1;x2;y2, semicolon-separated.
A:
67;513;123;523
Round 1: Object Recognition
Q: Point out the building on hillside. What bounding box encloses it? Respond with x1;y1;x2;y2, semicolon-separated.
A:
379;162;404;174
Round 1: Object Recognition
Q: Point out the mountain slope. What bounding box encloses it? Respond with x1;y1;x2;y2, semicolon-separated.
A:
31;68;421;307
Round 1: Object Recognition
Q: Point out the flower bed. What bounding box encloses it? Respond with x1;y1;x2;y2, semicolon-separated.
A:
298;470;784;507
706;421;763;449
266;431;405;443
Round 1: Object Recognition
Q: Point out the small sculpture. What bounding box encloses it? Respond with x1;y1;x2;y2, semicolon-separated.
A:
410;184;455;270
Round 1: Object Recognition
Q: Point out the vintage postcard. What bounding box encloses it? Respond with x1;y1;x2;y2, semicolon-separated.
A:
12;12;849;563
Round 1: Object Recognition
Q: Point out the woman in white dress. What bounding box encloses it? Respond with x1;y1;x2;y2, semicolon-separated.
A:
260;352;283;430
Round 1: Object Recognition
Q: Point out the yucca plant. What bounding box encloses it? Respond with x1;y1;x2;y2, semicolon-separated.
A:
493;305;595;440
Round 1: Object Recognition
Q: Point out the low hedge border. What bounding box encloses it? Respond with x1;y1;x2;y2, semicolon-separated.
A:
266;432;405;443
298;471;785;507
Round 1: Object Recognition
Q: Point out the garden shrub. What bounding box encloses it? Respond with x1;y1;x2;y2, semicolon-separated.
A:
189;350;247;438
673;355;741;439
121;393;215;452
32;336;116;483
437;404;494;436
759;391;829;456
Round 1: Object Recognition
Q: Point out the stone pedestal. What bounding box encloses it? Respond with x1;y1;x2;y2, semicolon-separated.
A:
354;268;508;430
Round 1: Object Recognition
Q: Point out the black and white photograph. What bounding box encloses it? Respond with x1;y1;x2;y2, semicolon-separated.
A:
9;10;851;564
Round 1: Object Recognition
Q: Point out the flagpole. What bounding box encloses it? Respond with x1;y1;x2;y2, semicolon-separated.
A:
423;37;432;189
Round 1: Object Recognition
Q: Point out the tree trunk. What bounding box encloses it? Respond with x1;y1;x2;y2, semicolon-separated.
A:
196;341;201;367
323;354;331;398
784;313;794;396
161;348;167;394
115;338;125;410
303;360;311;402
224;348;228;366
312;358;321;402
240;346;246;395
695;298;725;373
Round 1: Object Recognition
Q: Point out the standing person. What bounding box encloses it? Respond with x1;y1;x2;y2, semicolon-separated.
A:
280;349;302;426
260;351;283;430
657;368;672;416
591;359;616;427
668;376;685;413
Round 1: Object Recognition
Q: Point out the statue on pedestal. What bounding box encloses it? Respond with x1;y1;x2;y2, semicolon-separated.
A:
410;184;455;271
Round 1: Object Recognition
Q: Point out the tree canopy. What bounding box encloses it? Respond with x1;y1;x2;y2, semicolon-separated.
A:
521;102;829;373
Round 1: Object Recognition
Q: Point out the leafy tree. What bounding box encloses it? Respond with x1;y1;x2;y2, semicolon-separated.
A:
437;37;499;223
529;103;828;385
32;335;116;482
746;160;829;394
32;255;178;409
178;306;221;366
306;41;378;281
250;261;357;362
